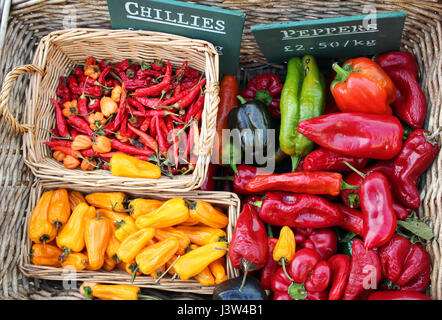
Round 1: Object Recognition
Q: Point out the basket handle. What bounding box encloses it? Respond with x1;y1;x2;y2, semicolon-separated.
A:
0;64;45;134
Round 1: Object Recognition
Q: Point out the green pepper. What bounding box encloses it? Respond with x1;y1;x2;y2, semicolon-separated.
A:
226;96;277;170
279;55;326;171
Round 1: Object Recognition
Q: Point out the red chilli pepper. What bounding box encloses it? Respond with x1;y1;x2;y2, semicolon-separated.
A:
297;113;404;160
176;79;206;110
392;129;440;209
328;254;351;300
359;171;397;249
45;140;72;148
185;94;205;123
110;139;154;156
303;147;368;173
134;61;172;97
127;123;158;152
50;98;70;138
342;238;382;300
67;115;93;137
257;192;343;228
245;171;357;197
229;204;268;291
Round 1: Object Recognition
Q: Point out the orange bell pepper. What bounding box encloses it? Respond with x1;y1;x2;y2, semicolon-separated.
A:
28;190;57;244
84;215;112;270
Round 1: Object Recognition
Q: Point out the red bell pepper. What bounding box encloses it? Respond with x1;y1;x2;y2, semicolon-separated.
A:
240;73;283;119
342;239;382;300
328;254;351;300
293;228;338;260
379;234;431;292
376;51;419;77
257;192;343;229
331;57;396;115
260;238;280;291
303;147;368;173
245;171;357;196
368;290;431;300
297;113;404;160
229;204;268;291
359;171;397;249
392;129;440;209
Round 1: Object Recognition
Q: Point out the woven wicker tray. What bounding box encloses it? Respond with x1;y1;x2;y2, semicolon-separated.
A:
19;181;240;295
0;0;441;300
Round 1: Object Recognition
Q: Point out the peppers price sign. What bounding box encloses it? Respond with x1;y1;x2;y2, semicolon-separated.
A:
251;11;406;63
106;0;246;75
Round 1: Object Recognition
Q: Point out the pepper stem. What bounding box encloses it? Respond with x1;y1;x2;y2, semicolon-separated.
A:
212;176;234;181
83;286;93;300
340;180;359;191
332;63;352;82
252;201;263;208
291;155;300;172
280;258;294;282
255;90;272;107
347;193;360;208
267;224;273;238
236;95;247;105
239;259;255;292
343;161;366;179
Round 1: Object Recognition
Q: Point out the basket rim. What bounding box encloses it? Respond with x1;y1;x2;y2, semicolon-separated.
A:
20;27;220;192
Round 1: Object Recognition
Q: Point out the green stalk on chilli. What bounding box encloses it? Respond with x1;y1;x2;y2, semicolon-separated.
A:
279;55;326;171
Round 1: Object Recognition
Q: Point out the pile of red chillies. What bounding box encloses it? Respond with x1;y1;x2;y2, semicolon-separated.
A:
47;56;206;175
206;51;438;301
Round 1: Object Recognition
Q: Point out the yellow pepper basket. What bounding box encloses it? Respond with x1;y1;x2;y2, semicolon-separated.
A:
19;181;240;295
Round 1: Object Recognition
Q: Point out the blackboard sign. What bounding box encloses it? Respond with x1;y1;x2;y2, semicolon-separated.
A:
107;0;246;75
251;12;406;63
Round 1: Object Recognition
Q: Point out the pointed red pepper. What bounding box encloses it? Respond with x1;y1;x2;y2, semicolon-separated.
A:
303;147;368;173
328;254;351;300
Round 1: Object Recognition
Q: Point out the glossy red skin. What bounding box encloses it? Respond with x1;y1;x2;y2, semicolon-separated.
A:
303;148;368;173
229;204;268;271
328;254;351;300
297;113;403;160
360;172;397;249
396;243;431;291
382;66;427;129
342;239;382;300
336;204;364;236
376;51;419;78
379;234;411;283
234;165;267;195
260;238;280;291
294;228;338;260
270;269;328;300
368;290;431;300
289;248;322;284
246;171;343;196
305;261;331;292
258;192;343;228
392;129;440;209
341;161;394;208
331;58;395;115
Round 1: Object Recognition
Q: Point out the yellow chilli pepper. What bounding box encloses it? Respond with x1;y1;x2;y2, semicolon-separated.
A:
135;198;189;229
103;256;117;271
28;190;57;244
173;241;228;281
84;215;112;271
117;260;141;277
30;243;62;267
116;228;155;263
188;200;229;229
85;192;126;211
209;258;228;285
175;226;227;246
61;252;88;270
110;153;162;179
195;266;216;286
56;202;96;254
114;216;139;242
154;227;190;255
68;190;86;211
80;282;155;300
273;226;296;279
135;237;180;275
48;188;71;234
128;198;164;219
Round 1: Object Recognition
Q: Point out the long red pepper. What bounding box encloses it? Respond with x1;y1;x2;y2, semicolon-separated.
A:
127;123;158;152
360;171;397;249
336;204;364;236
328;254;351;300
392;128;440;209
297;113;404;160
107;82;127;133
303;147;368;173
185;94;205;123
134;61;171;97
111;139;154;156
45;140;72;148
67;115;93;137
257;191;343;228
245;171;357;196
50;98;70;138
229;204;268;291
176;79;206;110
155;116;168;154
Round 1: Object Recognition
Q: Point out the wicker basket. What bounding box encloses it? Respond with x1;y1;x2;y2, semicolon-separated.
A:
19;180;240;295
0;28;220;192
0;0;441;300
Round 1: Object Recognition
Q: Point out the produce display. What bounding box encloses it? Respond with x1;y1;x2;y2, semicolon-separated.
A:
28;189;230;287
26;49;439;301
47;56;206;177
